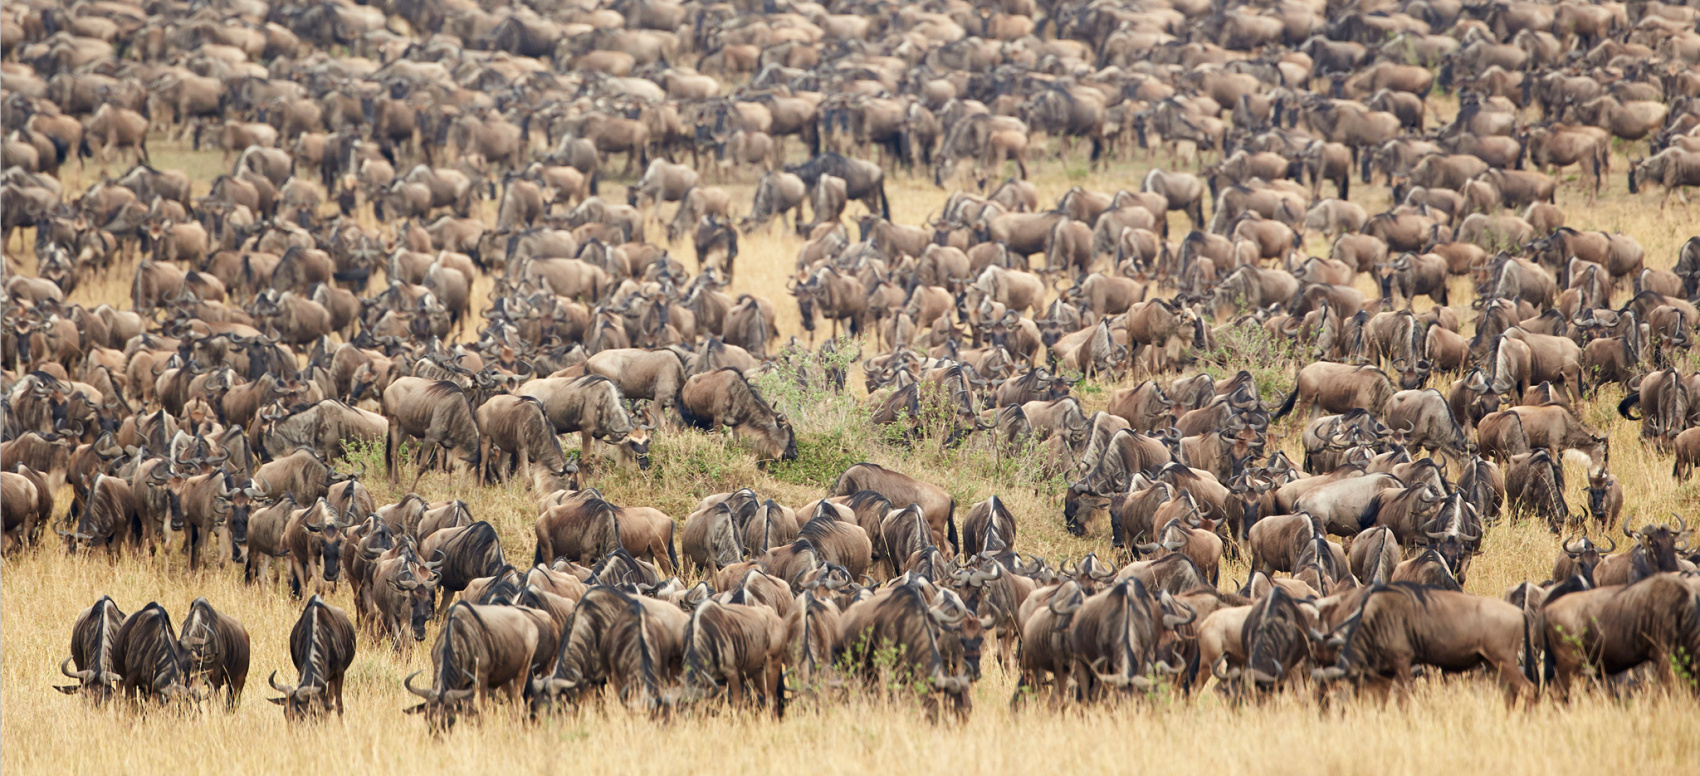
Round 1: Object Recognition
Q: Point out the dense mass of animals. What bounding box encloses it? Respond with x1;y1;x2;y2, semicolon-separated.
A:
6;0;1700;727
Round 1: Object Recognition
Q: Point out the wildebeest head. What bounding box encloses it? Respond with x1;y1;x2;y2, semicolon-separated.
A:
391;557;440;642
1586;467;1617;526
303;506;347;582
617;417;654;470
928;586;985;682
1557;533;1609;582
1627;515;1690;576
1420;529;1477;581
216;475;266;562
1062;480;1108;537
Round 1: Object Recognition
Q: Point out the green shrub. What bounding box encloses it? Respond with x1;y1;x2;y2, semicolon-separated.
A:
1197;321;1298;403
767;428;864;487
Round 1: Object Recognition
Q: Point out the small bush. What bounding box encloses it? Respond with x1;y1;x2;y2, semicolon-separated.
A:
767;428;863;487
1197;321;1298;403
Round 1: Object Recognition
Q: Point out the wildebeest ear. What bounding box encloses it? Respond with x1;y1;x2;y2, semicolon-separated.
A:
54;685;82;695
267;697;289;705
403;703;428;714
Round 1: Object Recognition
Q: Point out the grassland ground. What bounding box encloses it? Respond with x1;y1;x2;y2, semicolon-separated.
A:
4;94;1700;773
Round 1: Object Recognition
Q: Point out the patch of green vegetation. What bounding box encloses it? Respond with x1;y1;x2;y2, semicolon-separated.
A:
766;428;863;487
656;439;732;483
1197;321;1298;403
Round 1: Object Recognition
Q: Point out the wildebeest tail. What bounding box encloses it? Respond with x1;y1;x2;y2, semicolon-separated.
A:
946;497;959;554
1271;386;1300;420
1540;619;1557;686
1521;603;1537;687
665;521;679;573
676;385;713;430
1356;492;1383;532
1617;391;1642;420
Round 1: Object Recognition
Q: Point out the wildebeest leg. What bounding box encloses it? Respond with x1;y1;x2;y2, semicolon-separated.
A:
726;670;744;709
580;432;595;470
387;422;401;485
287;557;303;599
408;446;430;492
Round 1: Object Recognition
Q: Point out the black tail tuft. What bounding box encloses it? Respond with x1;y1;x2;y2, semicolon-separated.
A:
676;386;712;430
946;498;959;554
1272;387;1300;420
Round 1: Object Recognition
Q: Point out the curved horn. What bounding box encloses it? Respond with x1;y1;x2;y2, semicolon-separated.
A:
60;657;94;681
403;670;436;700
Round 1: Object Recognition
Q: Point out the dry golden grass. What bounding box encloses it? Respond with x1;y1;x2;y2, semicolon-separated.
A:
6;123;1700;774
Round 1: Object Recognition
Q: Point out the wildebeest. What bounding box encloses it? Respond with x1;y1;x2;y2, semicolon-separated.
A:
839;580;976;717
475;395;571;490
1592;518;1693;587
268;595;356;720
370;540;439;654
1273;363;1395;420
382;377;481;486
110;603;198;704
1314;584;1534;703
533;490;677;574
533;585;689;714
518;375;653;469
55;595;127;700
680;599;788;716
178;597;250;709
1068;579;1192;701
404;601;545;730
1542;574;1700;701
678;368;797;462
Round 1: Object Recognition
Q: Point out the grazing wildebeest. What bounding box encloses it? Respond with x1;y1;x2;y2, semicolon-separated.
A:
475;394;571;490
267;595;356;720
838;580;976;717
54;596;127;700
110;602;198;704
404;601;545;730
680;599;788;716
517;375;653;469
678;368;797;463
533;585;689;714
382;377;481;486
1068;579;1193;702
178;597;251;709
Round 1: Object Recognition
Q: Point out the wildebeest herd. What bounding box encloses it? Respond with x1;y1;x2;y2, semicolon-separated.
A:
5;0;1700;730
